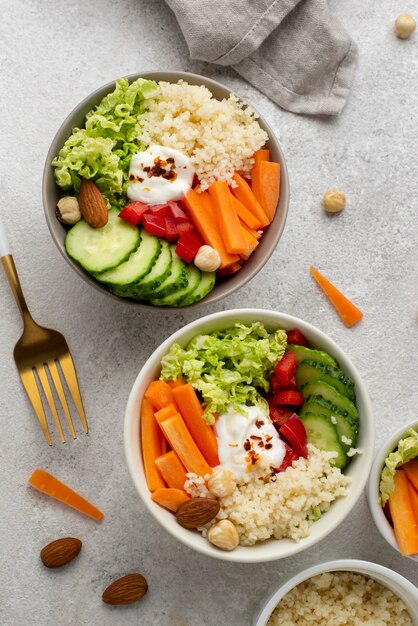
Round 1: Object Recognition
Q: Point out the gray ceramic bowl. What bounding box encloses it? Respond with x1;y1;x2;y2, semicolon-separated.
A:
43;71;289;309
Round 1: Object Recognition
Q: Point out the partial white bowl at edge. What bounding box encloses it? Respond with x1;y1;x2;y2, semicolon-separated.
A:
254;559;418;626
124;309;374;563
367;419;418;562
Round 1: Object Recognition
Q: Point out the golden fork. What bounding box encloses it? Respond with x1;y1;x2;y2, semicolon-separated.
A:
1;220;88;445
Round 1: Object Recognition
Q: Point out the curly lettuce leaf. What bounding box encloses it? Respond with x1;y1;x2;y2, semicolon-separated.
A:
160;322;287;423
379;428;418;505
52;78;159;206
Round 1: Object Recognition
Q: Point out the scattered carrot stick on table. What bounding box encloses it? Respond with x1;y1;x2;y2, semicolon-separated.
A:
310;266;363;327
389;469;418;556
258;161;280;221
28;469;104;522
151;487;190;512
155;451;188;491
141;399;166;491
145;380;177;411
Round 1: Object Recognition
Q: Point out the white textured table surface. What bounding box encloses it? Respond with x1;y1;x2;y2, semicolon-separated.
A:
1;1;418;624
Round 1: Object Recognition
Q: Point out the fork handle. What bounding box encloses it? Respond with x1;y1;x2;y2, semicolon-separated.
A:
0;216;32;321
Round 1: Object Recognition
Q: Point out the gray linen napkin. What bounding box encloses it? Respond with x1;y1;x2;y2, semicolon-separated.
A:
166;0;357;115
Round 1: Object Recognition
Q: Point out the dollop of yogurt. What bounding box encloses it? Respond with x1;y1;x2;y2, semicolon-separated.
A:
215;405;286;481
127;145;194;204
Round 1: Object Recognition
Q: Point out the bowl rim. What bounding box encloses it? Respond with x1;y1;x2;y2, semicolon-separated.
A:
367;418;418;562
124;308;374;563
42;70;289;310
253;558;418;626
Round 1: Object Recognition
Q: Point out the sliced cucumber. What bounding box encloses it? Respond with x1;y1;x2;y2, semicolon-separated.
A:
181;271;216;305
286;345;338;368
300;399;358;452
300;381;358;421
96;229;160;286
151;266;201;306
300;412;347;469
133;239;172;296
296;360;355;402
147;246;188;299
65;209;140;273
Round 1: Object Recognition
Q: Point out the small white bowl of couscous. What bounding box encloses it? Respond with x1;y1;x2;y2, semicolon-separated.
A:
254;559;418;626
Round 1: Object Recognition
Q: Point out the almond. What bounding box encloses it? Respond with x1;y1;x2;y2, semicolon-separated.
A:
176;497;220;529
78;179;108;228
40;537;82;569
102;573;148;605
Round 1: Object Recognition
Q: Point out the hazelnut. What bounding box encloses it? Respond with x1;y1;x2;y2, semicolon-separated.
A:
207;468;236;498
322;189;346;213
207;520;239;551
395;14;416;39
56;196;82;224
194;245;221;273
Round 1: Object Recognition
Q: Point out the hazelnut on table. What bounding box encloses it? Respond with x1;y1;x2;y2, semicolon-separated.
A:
395;14;416;39
322;189;346;213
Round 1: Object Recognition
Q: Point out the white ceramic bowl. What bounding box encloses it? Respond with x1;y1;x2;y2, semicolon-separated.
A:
367;419;418;562
254;559;418;625
124;309;374;563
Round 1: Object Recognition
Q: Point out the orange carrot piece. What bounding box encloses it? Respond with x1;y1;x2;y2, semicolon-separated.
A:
231;173;270;228
151;487;190;512
168;378;185;389
239;220;262;240
172;384;219;467
183;188;239;269
28;469;104;521
159;430;170;454
155;451;188;490
402;459;418;492
389;469;418;556
208;181;248;254
258;161;281;221
251;149;270;205
217;262;243;277
407;481;418;526
140;399;166;491
239;224;259;260
154;404;178;426
145;380;176;411
161;414;212;476
231;195;261;230
310;266;363;327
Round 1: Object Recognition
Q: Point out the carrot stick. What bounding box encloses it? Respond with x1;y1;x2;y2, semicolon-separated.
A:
168;378;185;389
208;181;248;254
310;266;363;327
161;414;212;476
231;173;270;228
172;384;219;467
239;224;259;260
389;469;418;556
183;188;239;269
154;404;178;426
151;487;190;512
145;380;177;411
159;430;170;454
258;161;281;221
239;220;262;240
251;149;270;206
217;262;243;277
28;469;104;522
407;481;418;526
140;399;166;491
402;458;418;492
231;195;261;230
155;451;188;490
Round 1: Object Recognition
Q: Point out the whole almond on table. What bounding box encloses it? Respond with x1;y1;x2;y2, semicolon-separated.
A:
40;537;82;568
176;497;220;529
102;573;148;605
78;179;108;228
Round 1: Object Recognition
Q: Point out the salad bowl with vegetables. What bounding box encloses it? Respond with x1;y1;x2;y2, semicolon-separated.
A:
125;309;374;562
43;72;289;309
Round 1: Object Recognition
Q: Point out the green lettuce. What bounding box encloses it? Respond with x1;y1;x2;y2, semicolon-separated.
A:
52;78;159;206
379;428;418;505
160;322;287;423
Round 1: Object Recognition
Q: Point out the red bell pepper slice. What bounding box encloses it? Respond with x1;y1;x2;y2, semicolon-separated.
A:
273;390;304;406
142;213;166;237
274;352;297;388
268;403;295;427
279;414;307;458
275;442;299;472
175;230;204;264
176;221;195;236
118;201;148;226
286;328;310;347
167;201;188;223
164;214;179;242
148;203;170;217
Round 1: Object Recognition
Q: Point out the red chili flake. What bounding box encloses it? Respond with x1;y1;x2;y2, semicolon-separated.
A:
265;443;273;450
258;441;265;448
166;157;175;163
265;434;273;442
129;174;135;181
250;435;262;440
245;450;260;465
244;439;251;452
255;420;264;429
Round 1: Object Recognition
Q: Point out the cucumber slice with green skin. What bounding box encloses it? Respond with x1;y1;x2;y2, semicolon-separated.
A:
181;271;216;305
65;209;140;274
151;265;201;306
96;229;160;286
147;246;188;299
134;240;172;296
300;412;348;469
296;360;355;402
300;381;358;421
286;345;338;368
300;399;358;452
